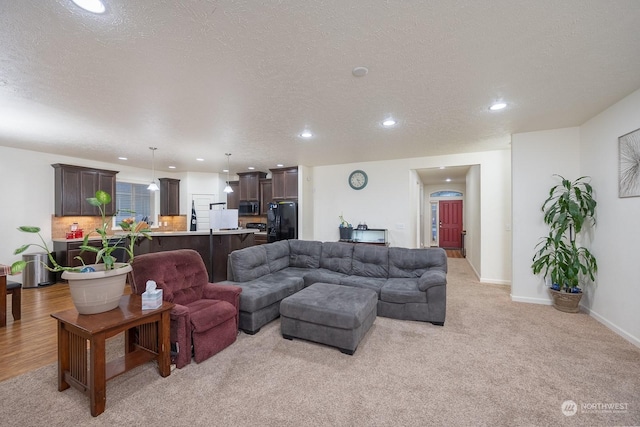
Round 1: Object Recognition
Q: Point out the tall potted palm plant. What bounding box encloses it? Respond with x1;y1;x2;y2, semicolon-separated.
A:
531;175;598;312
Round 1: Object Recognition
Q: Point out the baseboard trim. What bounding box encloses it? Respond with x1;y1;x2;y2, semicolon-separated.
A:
580;306;640;348
480;278;511;285
510;295;552;305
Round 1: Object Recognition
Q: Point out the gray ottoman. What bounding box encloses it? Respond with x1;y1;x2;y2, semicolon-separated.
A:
280;282;377;355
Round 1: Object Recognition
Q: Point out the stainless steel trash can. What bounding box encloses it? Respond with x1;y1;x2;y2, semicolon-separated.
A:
22;252;55;288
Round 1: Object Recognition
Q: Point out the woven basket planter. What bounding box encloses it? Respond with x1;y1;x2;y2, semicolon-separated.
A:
549;289;583;313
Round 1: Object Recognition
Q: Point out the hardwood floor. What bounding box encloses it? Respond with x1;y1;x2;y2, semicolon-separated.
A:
2;251;463;383
0;282;130;383
445;249;463;258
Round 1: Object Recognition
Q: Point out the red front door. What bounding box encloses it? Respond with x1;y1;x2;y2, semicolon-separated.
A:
439;200;463;249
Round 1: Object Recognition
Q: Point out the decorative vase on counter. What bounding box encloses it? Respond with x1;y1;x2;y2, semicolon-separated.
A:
339;226;353;241
62;264;132;314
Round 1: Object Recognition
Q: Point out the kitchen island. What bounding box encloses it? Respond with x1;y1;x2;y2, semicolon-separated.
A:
53;229;257;282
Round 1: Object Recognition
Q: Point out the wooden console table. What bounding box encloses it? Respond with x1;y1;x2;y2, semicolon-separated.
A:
51;295;174;416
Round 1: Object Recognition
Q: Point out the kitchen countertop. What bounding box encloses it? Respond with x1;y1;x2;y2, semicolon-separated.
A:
53;229;257;243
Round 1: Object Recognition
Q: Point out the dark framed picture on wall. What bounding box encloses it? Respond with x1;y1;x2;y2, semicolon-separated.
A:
619;127;640;198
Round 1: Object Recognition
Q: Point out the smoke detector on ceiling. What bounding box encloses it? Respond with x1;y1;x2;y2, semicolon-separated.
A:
352;67;369;77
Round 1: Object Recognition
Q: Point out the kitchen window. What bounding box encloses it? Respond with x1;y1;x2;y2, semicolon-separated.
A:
115;182;154;226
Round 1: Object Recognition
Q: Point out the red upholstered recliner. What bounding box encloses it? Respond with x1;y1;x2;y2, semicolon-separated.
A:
129;249;242;368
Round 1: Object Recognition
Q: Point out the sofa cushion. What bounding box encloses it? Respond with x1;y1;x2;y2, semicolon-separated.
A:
320;241;354;274
418;270;447;291
229;245;270;282
235;274;304;312
339;275;386;296
380;278;427;304
388;247;447;278
265;240;290;272
289;240;322;268
303;268;347;287
352;245;389;278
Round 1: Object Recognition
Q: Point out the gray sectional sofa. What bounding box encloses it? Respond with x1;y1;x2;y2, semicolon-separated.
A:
219;240;447;334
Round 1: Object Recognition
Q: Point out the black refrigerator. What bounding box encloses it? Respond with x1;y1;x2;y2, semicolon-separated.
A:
267;201;298;242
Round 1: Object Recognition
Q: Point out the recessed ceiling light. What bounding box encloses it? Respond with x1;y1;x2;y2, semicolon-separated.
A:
489;102;507;111
196;158;204;161
300;131;313;138
71;0;106;14
439;166;446;169
352;67;368;77
223;169;229;173
276;164;284;167
248;166;255;170
382;119;397;127
168;165;176;169
446;178;452;182
118;157;127;160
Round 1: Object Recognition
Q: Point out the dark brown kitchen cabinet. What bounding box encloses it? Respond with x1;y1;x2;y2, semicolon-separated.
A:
159;178;180;215
53;238;126;280
259;179;272;214
52;164;118;216
238;171;267;201
270;166;298;200
226;181;240;209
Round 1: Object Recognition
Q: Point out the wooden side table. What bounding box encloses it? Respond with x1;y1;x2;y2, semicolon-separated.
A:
51;295;174;416
0;264;12;327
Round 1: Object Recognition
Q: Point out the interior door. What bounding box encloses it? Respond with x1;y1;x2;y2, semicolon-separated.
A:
439;200;463;249
192;194;216;231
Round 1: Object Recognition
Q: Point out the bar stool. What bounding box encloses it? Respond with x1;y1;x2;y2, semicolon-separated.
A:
6;280;22;322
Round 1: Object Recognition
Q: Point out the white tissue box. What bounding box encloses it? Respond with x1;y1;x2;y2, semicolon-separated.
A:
142;289;163;310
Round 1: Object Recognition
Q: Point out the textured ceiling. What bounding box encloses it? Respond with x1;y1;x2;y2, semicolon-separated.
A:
1;0;640;176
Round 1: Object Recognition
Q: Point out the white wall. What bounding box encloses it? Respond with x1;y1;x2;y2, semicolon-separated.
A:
580;89;640;345
511;127;581;304
183;171;223;206
298;165;314;241
465;165;482;278
512;89;640;346
311;149;512;284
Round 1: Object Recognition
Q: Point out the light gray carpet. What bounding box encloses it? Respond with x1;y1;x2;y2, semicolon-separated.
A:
1;259;638;426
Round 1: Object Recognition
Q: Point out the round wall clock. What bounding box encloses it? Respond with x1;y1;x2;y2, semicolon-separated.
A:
348;170;368;190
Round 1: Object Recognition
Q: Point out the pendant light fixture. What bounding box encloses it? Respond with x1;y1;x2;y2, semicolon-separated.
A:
147;147;159;191
223;153;234;193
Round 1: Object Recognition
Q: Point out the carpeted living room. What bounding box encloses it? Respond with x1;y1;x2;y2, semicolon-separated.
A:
2;1;640;425
1;257;638;425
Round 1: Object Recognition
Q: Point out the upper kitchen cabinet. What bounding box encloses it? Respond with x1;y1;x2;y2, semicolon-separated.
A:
52;164;118;216
259;178;272;215
238;171;267;201
159;178;180;216
270;166;298;200
226;180;240;209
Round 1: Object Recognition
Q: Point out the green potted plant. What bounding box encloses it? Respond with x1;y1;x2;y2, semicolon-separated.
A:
11;190;152;314
531;175;598;312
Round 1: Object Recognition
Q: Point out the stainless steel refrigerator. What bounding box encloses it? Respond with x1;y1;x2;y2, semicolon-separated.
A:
267;201;297;242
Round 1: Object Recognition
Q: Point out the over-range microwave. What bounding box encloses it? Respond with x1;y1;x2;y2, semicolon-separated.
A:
239;201;260;216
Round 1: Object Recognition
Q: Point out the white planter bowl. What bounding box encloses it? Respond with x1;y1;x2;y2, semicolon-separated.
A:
62;263;132;314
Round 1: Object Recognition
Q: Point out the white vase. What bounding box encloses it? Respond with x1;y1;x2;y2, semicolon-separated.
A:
62;263;132;315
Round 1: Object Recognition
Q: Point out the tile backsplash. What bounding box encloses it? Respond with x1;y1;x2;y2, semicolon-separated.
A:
51;215;188;239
